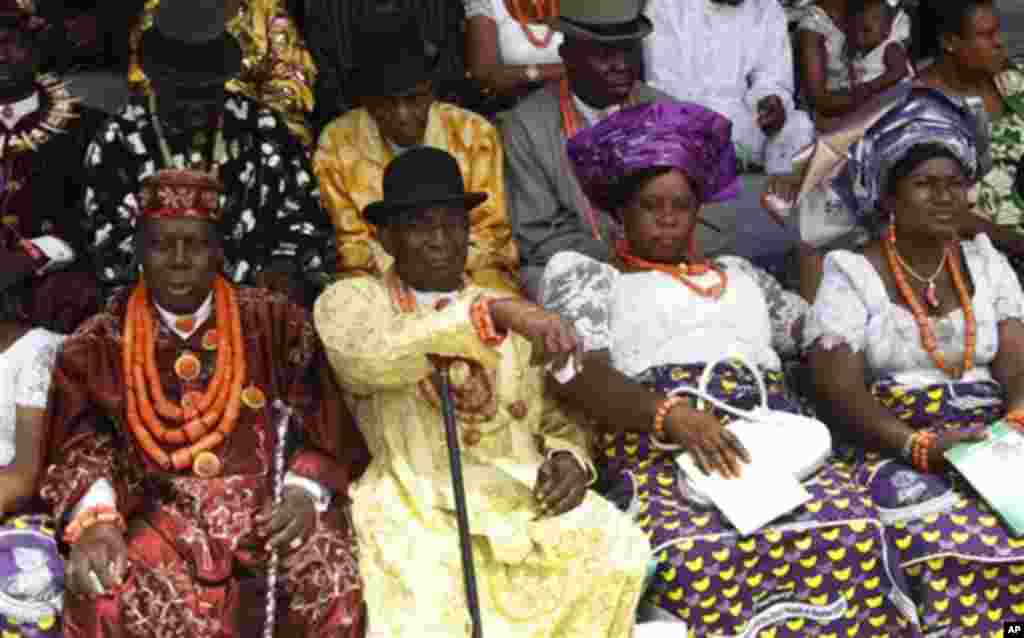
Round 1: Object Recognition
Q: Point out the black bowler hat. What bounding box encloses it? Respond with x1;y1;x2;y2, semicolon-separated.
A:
364;147;487;226
349;10;440;98
140;0;243;88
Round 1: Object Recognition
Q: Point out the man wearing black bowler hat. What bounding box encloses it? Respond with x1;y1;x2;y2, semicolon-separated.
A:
82;0;335;306
314;146;651;638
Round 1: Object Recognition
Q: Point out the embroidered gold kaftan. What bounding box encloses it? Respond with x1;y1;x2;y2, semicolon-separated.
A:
128;0;316;146
314;274;649;638
314;103;521;294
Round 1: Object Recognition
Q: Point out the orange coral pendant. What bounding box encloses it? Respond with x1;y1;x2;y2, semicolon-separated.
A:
193;451;222;478
174;352;202;381
925;282;940;309
241;385;266;410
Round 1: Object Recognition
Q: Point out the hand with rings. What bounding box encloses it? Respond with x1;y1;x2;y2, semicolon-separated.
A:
253;485;317;554
65;523;128;597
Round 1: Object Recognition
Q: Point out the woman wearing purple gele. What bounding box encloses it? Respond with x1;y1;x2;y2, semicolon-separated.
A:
541;100;920;637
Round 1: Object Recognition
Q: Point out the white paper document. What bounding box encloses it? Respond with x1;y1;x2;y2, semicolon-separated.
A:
675;453;812;537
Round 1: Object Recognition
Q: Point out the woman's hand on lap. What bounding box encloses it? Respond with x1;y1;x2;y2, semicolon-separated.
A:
665;405;751;479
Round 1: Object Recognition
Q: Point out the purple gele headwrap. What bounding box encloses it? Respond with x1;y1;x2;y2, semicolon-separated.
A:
566;101;741;213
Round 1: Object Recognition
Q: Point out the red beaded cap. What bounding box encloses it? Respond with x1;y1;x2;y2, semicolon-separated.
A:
138;169;223;222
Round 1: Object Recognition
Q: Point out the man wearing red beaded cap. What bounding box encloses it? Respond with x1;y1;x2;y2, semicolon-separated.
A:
39;168;367;637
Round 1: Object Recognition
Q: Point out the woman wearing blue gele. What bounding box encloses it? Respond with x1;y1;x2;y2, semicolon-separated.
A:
807;87;1024;636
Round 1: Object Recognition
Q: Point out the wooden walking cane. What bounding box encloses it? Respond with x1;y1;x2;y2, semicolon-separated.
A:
437;364;485;638
264;399;293;638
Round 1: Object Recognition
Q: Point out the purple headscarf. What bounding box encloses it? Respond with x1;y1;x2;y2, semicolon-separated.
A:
566;101;741;213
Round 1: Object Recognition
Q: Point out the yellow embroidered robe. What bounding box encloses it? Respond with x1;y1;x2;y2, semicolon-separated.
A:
129;0;317;146
314;276;649;638
314;103;520;294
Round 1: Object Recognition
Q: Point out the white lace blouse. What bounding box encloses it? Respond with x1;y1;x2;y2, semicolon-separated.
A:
463;0;563;66
541;251;808;378
803;234;1024;388
0;329;64;466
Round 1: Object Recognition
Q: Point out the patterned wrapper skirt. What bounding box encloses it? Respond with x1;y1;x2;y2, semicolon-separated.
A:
0;514;63;637
599;361;918;637
833;377;1024;636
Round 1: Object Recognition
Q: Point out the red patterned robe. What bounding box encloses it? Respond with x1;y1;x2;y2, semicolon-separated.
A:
0;76;105;333
40;287;367;638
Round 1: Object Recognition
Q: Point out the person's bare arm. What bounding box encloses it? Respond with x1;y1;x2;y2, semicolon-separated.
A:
877;42;911;87
799;29;860;118
554;351;749;477
992;322;1024;413
809;344;914;456
553;351;661;433
810;343;986;469
465;15;565;98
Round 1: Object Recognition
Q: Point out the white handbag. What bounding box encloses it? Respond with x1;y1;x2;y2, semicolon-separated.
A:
654;356;832;506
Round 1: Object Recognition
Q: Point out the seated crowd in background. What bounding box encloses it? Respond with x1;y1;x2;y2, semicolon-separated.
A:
2;0;1024;636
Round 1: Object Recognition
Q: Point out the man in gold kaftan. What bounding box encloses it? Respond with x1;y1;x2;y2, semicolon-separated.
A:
314;147;649;638
129;0;316;146
314;11;519;294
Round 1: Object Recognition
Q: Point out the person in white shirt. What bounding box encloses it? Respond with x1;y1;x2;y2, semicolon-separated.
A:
463;0;567;106
643;0;815;175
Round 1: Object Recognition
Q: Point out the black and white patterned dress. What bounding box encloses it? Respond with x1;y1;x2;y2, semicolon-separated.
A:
82;95;336;296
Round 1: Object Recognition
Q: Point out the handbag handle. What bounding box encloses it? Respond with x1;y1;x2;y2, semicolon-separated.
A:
667;355;769;421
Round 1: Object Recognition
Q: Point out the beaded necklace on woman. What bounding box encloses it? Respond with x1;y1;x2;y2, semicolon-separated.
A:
884;223;976;379
615;236;729;299
504;0;559;48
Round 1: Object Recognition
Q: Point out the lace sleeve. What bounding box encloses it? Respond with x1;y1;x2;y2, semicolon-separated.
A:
975;234;1024;323
802;253;870;353
540;251;616;352
464;0;495;19
14;331;65;409
724;257;808;357
797;7;834;37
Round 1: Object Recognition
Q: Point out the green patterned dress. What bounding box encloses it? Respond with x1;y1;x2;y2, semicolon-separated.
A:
973;66;1024;228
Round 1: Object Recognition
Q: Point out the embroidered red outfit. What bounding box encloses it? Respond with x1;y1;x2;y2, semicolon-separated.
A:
0;72;105;333
40;282;366;637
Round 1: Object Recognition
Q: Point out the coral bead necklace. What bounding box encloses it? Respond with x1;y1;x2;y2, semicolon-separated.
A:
504;0;558;48
123;276;248;471
615;238;728;299
884;226;975;378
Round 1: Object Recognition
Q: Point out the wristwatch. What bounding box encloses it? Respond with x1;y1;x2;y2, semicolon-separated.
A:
524;64;541;83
